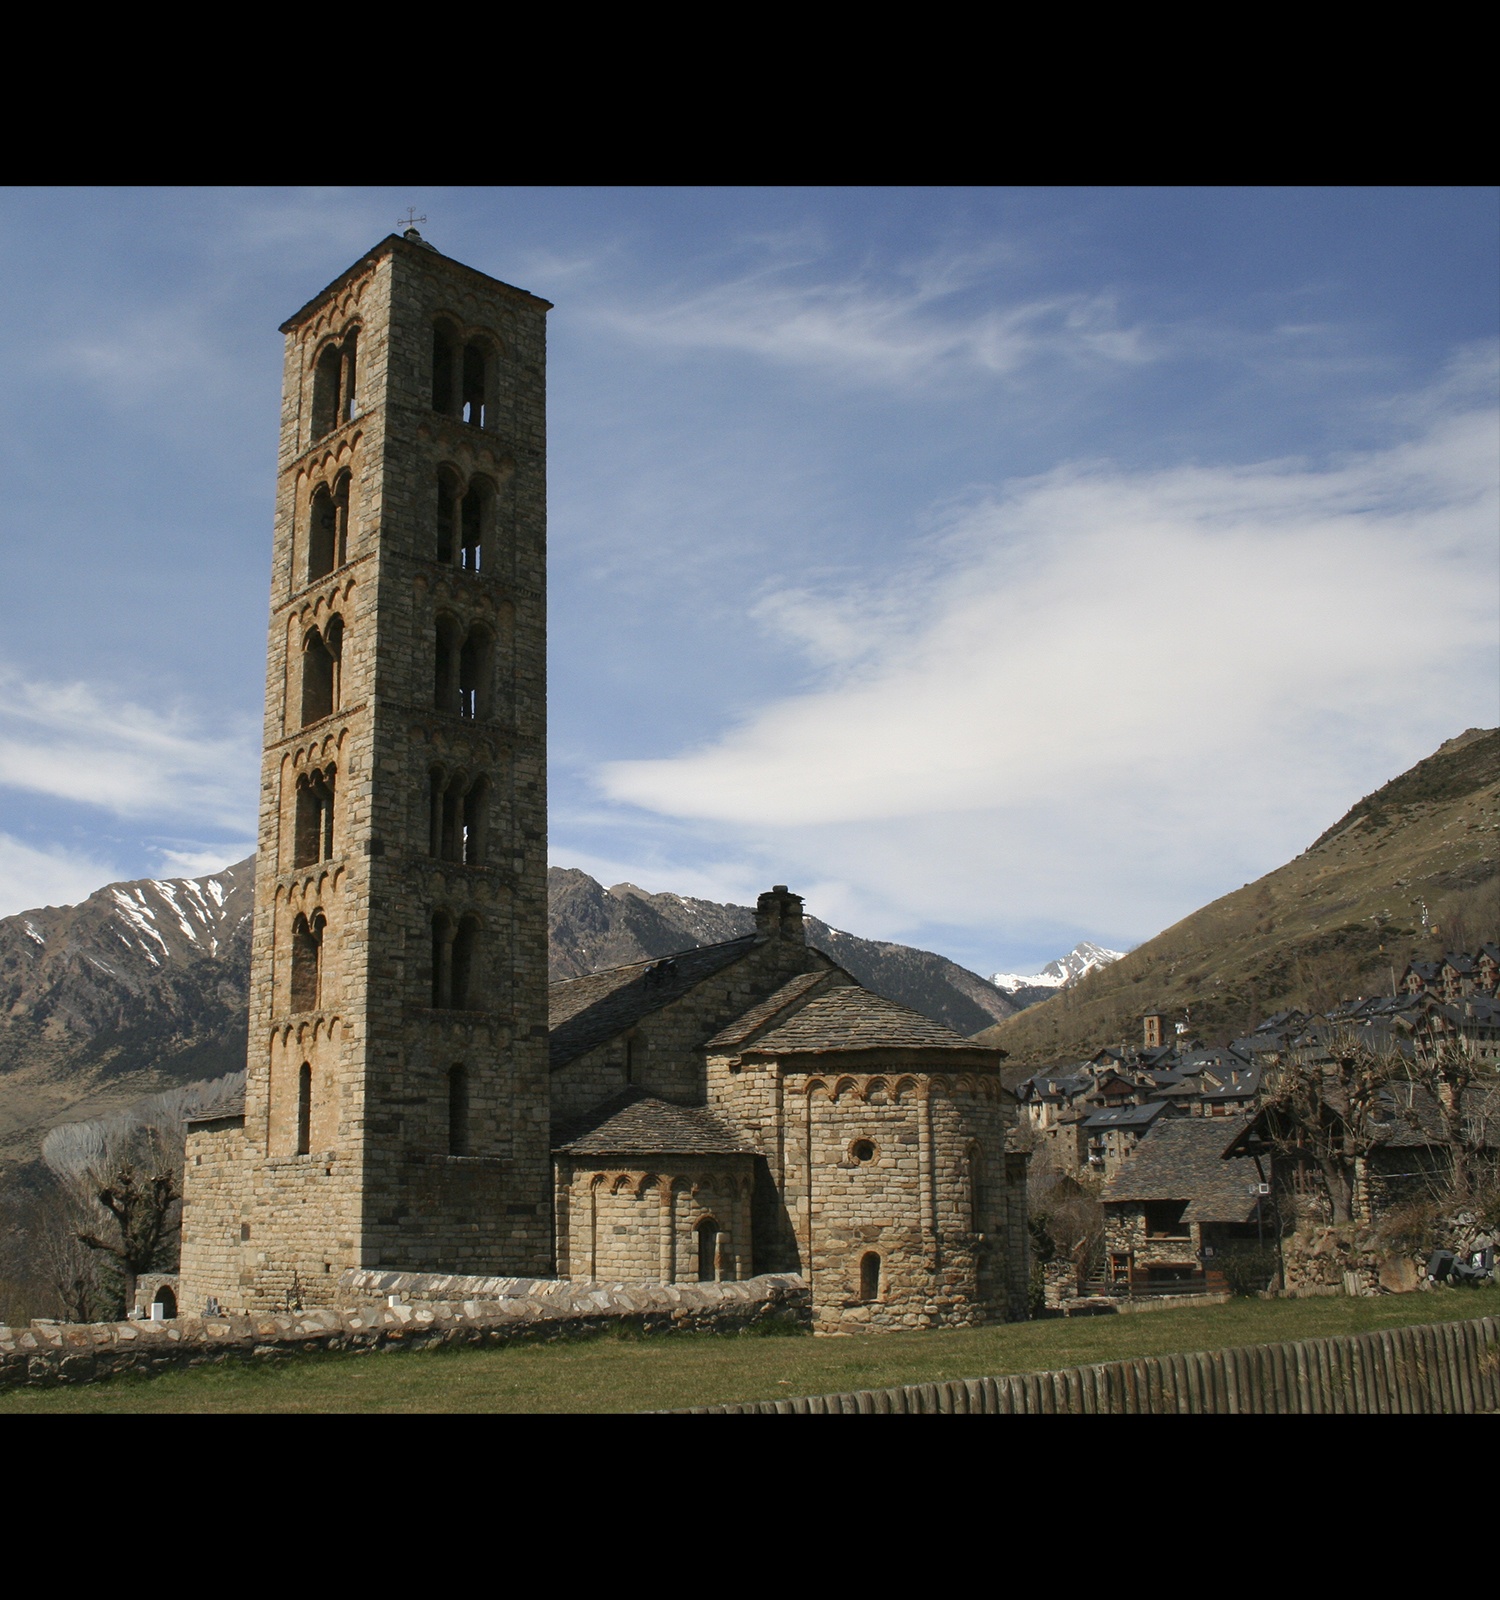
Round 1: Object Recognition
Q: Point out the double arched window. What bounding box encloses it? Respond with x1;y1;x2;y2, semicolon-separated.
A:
435;468;493;573
290;910;325;1013
431;911;484;1009
307;473;351;582
428;769;489;865
432;320;496;428
311;329;358;440
434;614;493;721
293;766;337;868
300;616;343;726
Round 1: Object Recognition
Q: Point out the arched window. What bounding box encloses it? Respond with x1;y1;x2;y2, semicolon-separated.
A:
461;341;490;427
431;911;454;1008
459;482;484;571
432;322;460;415
300;617;342;726
296;1061;312;1155
696;1218;720;1282
859;1252;881;1302
434;614;462;714
458;625;492;721
436;469;460;564
290;911;324;1012
462;776;488;865
293;768;335;868
307;485;336;582
311;331;357;440
448;1064;469;1156
451;914;482;1008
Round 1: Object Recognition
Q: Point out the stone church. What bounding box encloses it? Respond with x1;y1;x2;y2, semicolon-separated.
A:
179;231;1030;1331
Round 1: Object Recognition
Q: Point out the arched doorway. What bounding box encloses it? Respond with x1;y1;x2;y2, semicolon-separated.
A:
153;1285;178;1320
859;1252;881;1302
696;1217;720;1282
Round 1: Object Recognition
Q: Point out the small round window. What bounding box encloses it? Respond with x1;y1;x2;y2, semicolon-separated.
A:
851;1139;876;1163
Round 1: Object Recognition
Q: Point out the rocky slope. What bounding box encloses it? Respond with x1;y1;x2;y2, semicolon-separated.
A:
978;728;1500;1068
0;861;255;1169
0;858;1015;1171
548;870;1016;1036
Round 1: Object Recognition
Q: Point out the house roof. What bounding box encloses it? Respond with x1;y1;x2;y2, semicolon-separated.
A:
547;935;758;1070
1083;1101;1175;1130
553;1089;754;1157
702;969;837;1051
743;983;992;1057
1103;1116;1257;1222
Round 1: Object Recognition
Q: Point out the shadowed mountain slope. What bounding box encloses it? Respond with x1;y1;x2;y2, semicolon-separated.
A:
978;729;1500;1069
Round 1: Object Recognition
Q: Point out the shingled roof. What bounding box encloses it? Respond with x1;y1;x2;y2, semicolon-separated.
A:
703;970;841;1051
743;984;991;1056
547;935;757;1070
553;1090;754;1157
1103;1116;1257;1223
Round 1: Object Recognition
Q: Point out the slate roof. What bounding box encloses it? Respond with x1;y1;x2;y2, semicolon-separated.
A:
702;970;836;1051
743;983;991;1056
1103;1116;1257;1222
1082;1101;1175;1130
547;935;757;1070
553;1089;754;1157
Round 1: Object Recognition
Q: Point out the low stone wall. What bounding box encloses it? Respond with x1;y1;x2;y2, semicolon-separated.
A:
677;1313;1499;1413
0;1273;808;1392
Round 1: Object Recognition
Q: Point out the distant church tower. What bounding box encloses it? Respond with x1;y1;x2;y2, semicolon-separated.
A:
181;231;553;1309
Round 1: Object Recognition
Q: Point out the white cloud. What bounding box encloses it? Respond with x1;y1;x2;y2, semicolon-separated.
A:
0;668;257;830
599;385;1500;945
0;833;121;918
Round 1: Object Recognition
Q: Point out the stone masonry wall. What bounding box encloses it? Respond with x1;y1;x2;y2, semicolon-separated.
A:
554;1154;755;1282
1;1274;809;1392
549;939;834;1123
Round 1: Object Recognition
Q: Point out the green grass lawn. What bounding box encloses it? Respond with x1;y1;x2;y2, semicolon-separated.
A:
4;1286;1496;1414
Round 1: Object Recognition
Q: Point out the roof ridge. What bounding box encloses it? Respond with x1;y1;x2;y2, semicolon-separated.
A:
550;932;758;990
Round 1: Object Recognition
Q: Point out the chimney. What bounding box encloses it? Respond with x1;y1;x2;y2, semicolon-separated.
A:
755;885;806;946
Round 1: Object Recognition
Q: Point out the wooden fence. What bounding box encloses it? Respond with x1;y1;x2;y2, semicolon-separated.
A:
682;1314;1498;1414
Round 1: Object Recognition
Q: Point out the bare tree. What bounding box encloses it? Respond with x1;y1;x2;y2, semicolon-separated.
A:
1260;1036;1397;1224
39;1071;244;1318
1399;1041;1498;1204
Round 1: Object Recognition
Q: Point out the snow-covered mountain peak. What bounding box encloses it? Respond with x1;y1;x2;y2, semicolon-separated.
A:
990;941;1124;994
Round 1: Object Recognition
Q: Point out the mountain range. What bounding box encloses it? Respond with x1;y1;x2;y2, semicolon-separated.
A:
977;727;1500;1067
989;941;1125;1004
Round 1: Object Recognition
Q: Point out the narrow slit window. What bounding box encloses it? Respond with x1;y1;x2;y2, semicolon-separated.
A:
431;912;454;1008
296;1062;312;1155
448;1064;469;1156
451;915;482;1008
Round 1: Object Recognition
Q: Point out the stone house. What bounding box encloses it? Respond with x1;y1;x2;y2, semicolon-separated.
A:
1081;1100;1178;1176
178;230;1031;1330
1101;1116;1266;1294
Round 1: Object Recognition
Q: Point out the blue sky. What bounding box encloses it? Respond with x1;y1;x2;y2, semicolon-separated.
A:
0;186;1495;976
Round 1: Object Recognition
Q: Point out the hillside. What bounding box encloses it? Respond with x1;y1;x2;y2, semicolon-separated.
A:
0;860;1013;1172
0;861;255;1171
978;728;1500;1068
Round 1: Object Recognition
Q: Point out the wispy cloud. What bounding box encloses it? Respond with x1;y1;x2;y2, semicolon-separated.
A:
0;833;121;918
597;250;1155;389
598;371;1500;945
0;667;257;831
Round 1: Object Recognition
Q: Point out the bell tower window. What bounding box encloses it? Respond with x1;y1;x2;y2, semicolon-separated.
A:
311;330;357;440
448;1064;470;1156
296;1062;312;1156
290;911;324;1013
300;616;343;726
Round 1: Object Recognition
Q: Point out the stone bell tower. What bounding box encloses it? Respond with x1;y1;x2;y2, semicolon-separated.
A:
180;231;552;1310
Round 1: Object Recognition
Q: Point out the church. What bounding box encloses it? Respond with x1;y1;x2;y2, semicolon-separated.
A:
178;230;1030;1331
